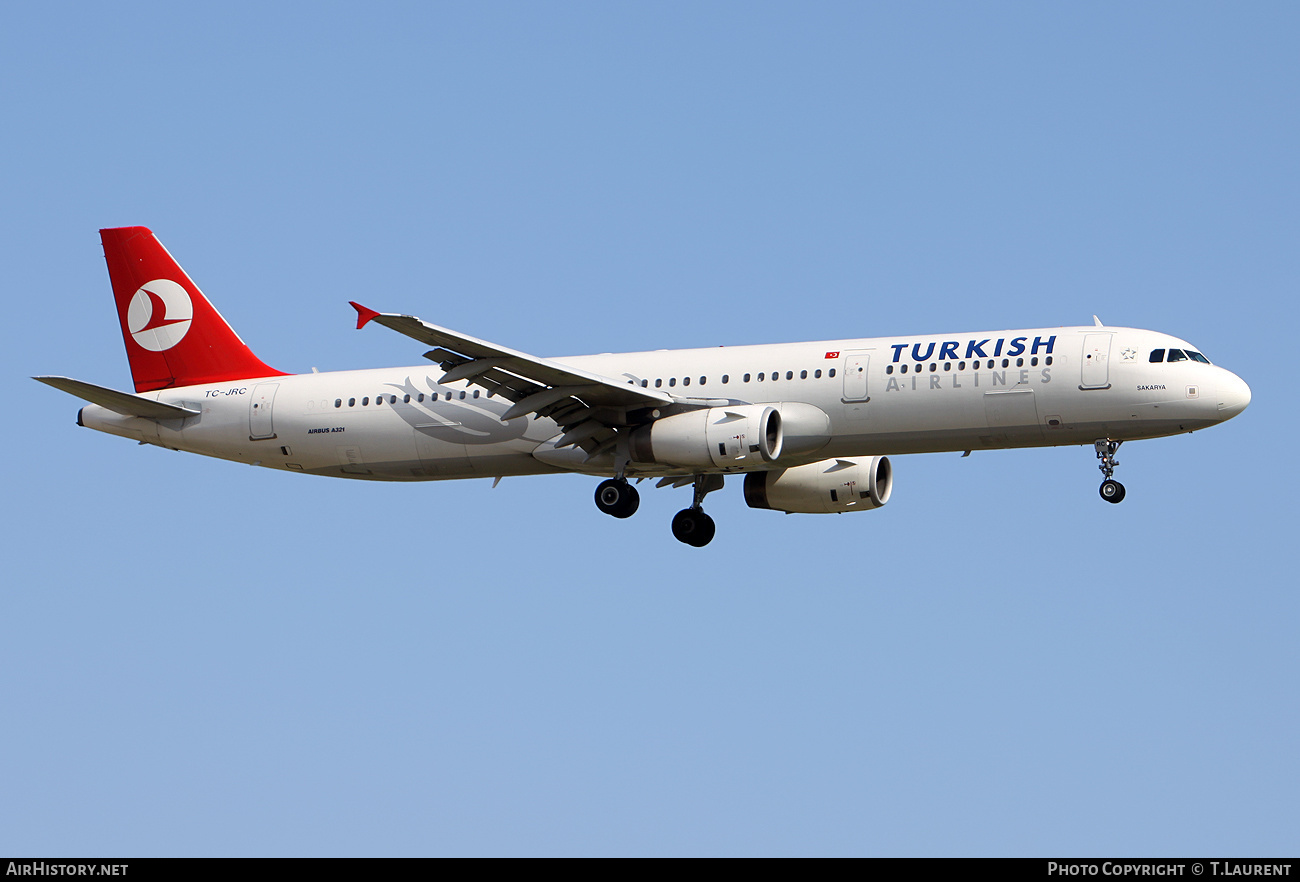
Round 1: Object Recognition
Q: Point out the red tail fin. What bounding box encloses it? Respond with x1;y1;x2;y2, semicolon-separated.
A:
100;226;288;392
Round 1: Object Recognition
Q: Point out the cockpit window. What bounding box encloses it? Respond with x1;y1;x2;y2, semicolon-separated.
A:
1153;347;1211;365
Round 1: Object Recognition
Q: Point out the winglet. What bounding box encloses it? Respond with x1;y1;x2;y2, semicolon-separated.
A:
350;301;381;330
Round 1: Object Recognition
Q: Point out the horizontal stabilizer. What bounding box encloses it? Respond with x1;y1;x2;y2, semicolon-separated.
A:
34;376;200;420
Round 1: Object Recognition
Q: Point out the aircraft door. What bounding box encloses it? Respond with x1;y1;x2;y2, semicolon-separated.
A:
1080;334;1113;389
842;351;872;421
843;353;870;400
249;383;278;440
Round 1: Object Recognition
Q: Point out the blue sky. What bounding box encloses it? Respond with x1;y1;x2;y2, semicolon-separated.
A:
2;1;1296;856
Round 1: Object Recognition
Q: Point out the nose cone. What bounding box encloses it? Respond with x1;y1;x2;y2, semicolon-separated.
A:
1217;371;1251;420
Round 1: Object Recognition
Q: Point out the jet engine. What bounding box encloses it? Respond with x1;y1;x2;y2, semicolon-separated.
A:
772;401;833;457
743;455;893;514
630;405;782;469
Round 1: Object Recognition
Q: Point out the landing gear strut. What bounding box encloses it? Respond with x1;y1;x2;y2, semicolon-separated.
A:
1094;439;1126;504
594;478;640;518
672;475;722;547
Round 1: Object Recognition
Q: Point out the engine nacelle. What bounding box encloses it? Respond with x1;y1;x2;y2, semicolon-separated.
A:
772;401;832;457
630;405;783;469
743;455;893;514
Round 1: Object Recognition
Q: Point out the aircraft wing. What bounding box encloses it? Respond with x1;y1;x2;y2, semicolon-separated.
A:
34;376;201;420
351;303;676;454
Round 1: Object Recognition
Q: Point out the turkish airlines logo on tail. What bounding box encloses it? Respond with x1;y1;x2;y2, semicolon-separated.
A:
127;279;192;351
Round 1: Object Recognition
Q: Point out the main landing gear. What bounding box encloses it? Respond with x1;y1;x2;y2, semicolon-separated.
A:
594;478;640;518
671;474;722;547
593;473;722;546
1095;439;1126;504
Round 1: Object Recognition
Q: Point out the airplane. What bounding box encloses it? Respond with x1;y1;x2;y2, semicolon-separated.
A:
36;226;1251;547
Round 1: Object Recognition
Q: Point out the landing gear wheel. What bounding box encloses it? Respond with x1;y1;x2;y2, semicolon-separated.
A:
595;479;640;518
671;508;716;547
1099;479;1126;504
1093;440;1126;504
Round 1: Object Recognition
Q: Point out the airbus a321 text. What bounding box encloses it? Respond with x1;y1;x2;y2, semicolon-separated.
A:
37;227;1251;546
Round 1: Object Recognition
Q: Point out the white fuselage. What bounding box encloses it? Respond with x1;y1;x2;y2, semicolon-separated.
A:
78;324;1250;481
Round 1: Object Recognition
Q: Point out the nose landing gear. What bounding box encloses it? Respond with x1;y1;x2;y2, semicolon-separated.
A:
1095;439;1126;504
1100;479;1125;503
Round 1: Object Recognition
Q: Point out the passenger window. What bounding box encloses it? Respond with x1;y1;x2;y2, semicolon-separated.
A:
1149;349;1165;363
348;398;356;407
362;397;369;406
1167;349;1188;363
958;361;966;370
700;377;706;385
772;372;779;382
641;379;648;387
375;395;383;405
418;393;425;402
722;375;729;384
335;399;342;408
814;369;821;379
944;362;951;371
459;391;466;399
929;363;937;372
403;394;410;403
1045;356;1053;366
987;360;995;369
786;371;793;380
828;369;836;378
473;390;479;398
669;378;676;387
901;365;908;374
1030;357;1038;367
1001;359;1009;368
800;370;808;379
683;377;690;386
655;379;662;388
758;373;765;381
887;366;894;375
744;373;751;382
1016;358;1023;367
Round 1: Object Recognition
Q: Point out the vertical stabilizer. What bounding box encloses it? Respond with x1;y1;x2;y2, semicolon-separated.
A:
100;226;287;392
